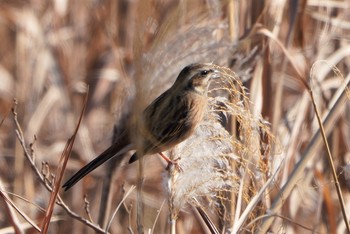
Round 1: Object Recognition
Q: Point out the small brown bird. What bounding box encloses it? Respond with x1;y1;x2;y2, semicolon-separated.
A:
63;63;220;191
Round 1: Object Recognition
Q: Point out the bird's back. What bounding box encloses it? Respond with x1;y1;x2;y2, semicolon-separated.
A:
141;89;207;155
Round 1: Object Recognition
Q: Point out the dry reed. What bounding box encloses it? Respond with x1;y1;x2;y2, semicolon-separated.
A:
0;1;349;233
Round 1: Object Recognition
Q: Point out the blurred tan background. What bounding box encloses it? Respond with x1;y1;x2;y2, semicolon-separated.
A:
0;0;350;233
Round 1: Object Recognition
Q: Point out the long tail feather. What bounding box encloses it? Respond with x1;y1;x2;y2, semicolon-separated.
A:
62;143;133;191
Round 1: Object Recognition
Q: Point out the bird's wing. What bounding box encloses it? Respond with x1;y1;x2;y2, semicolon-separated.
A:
143;94;193;153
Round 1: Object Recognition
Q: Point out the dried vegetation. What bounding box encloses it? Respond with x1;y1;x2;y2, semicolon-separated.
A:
0;0;349;233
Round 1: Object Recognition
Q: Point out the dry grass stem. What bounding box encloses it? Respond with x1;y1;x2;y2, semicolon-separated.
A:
164;67;274;232
1;1;350;233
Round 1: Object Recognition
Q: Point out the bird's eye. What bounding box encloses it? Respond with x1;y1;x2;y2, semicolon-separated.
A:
200;70;209;76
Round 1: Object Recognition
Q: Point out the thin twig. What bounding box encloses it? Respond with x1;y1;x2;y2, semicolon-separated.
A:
123;201;134;234
194;205;220;234
0;216;64;234
84;194;94;223
232;160;283;233
307;62;349;232
0;190;46;213
0;179;38;233
106;185;136;233
246;213;319;233
308;89;350;232
12;99;107;234
42;87;89;233
151;199;166;234
257;68;350;233
137;159;145;233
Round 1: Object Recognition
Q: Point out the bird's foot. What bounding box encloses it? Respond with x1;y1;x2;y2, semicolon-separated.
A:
166;157;183;172
158;152;183;172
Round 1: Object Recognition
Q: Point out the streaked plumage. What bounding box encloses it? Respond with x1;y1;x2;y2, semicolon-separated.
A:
63;63;219;191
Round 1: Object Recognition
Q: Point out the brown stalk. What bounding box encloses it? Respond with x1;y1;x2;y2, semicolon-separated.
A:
308;85;350;232
13;100;106;233
41;88;89;233
227;0;238;227
256;27;350;233
105;185;136;233
137;158;145;234
314;169;337;233
257;70;350;233
0;179;40;233
194;206;220;234
12;92;108;233
247;213;318;233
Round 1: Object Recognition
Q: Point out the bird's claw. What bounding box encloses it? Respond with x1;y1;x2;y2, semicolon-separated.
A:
166;157;183;172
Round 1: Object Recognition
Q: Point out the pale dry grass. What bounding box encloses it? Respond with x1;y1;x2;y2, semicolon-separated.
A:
0;1;349;234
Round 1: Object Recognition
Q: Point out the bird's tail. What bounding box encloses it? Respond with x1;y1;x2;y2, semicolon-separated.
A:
62;143;133;191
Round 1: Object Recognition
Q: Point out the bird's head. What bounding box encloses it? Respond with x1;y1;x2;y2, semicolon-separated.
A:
174;63;220;95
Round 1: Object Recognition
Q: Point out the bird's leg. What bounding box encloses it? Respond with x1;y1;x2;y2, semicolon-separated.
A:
158;152;183;172
158;152;171;163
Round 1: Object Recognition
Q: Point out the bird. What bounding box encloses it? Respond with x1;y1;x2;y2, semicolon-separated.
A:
62;63;220;191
